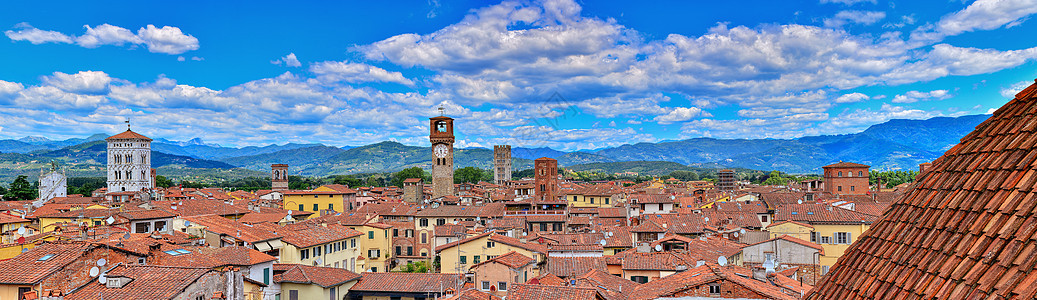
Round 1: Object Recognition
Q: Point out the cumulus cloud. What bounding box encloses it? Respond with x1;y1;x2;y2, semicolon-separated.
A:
910;0;1037;45
1000;80;1032;98
5;23;199;54
890;90;951;103
835;92;870;103
824;10;886;27
654;107;708;124
310;61;415;86
41;71;113;95
4;23;72;44
272;53;302;67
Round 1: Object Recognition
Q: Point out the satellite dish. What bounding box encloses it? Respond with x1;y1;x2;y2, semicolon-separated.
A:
21;248;28;253
106;216;115;225
740;229;746;234
89;267;100;277
17;227;25;235
599;239;607;246
315;258;323;265
733;232;739;238
288;210;293;215
797;199;803;204
542;205;547;209
704;217;709;222
654;244;662;252
718;256;728;267
97;258;107;266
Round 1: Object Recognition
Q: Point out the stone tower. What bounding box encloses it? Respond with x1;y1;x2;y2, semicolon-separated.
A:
493;145;512;185
534;157;558;203
271;164;289;191
106;124;153;193
430;115;455;198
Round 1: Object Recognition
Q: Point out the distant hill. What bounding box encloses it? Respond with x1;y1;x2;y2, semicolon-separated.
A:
0;114;991;177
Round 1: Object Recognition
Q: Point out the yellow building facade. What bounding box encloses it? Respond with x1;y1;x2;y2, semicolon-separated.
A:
436;232;544;275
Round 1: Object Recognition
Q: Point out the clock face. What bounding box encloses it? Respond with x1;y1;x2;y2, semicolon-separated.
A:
434;144;449;158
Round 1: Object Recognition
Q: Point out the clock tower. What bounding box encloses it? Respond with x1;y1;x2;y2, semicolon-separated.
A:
430;114;455;198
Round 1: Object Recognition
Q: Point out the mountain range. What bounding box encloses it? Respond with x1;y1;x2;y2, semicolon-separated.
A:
0;114;990;181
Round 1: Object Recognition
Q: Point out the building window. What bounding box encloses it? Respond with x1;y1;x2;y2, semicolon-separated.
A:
328;203;334;211
838;186;843;192
820;236;832;244
369;231;374;239
393;229;399;237
460;256;467;264
313;204;319;211
437;219;446;226
263;267;270;285
810;232;817;243
298;204;304;212
421;232;427;244
761;215;768;223
369;249;380;258
474;255;481;264
858;171;863;177
396;246;401;256
709;284;721;294
659;204;664;211
482;281;491;290
590;198;595;204
407;246;413;256
486;241;495;248
315;246;322;256
301;249;309;260
605;198;610;204
498;282;507;291
420;218;429;227
822;265;830;275
630;276;648;283
850;186;855;192
351;239;356;248
835;232;852;244
838;171;843;177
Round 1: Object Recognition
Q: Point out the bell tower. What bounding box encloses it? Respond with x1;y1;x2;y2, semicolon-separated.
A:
430;111;455;198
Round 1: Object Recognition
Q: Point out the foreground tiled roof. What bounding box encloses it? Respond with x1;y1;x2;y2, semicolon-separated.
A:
66;265;210;300
808;81;1037;299
0;241;94;284
273;263;361;288
350;272;463;293
441;288;503;300
573;269;640;300
507;284;601;300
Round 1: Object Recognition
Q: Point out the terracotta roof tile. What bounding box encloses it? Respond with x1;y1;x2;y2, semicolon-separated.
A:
273;263;361;287
507;284;601;300
471;251;534;269
808;80;1037;299
632;264;798;300
105;129;152;141
66;265;211;300
350;272;464;293
0;241;94;284
546;256;606;278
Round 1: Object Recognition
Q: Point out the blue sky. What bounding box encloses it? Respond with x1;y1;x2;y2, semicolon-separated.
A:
1;0;1035;151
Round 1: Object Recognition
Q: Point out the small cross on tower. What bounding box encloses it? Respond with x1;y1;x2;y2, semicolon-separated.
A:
438;105;445;116
125;118;131;131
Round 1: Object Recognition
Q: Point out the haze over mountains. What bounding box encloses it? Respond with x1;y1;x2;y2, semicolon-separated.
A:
0;114;989;181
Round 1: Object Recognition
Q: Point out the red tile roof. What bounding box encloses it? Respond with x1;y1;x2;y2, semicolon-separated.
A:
822;161;869;168
66;265;212;300
350;272;464;293
572;269;640;300
773;203;878;225
546;256;606;278
278;223;362;248
527;273;566;286
106;129;152;141
273;263;361;288
745;235;825;255
441;288;503;300
471;251;534;269
808;81;1037;299
435;231;548;254
0;241;95;284
183;215;280;244
632;264;798;300
507;284;602;300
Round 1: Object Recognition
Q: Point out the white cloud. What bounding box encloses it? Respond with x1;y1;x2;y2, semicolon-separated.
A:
272;53;301;67
891;90;951;103
6;22;199;55
310;61;415;86
1000;80;1031;98
823;103;941;131
910;0;1037;44
137;25;199;54
75;24;143;48
41;71;112;95
654;107;707;124
835;92;870;103
4;23;72;44
824;10;886;27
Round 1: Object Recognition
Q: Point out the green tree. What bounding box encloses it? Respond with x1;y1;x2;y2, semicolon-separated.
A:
391;167;426;187
398;261;430;273
180;180;207;189
669;170;700;181
155;175;174;188
332;175;363;187
6;175;36;200
68;177;106;196
454;167;484;184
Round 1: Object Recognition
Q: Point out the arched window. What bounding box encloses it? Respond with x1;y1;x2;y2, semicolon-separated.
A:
858;171;863;177
838;171;843;177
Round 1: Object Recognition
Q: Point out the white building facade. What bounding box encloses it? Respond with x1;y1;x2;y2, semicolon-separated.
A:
106;129;153;193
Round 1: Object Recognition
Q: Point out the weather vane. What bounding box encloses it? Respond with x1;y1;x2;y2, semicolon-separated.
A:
438;105;445;116
125;118;131;131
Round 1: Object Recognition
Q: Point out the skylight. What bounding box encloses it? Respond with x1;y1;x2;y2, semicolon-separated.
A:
163;249;192;256
37;254;56;261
